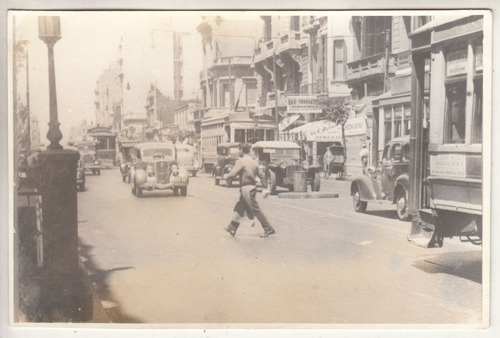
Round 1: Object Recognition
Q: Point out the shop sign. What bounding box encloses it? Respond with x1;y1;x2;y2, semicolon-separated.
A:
430;154;466;178
446;50;467;77
344;117;367;136
286;96;322;114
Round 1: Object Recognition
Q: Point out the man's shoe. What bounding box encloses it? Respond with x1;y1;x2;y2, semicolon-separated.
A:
224;227;236;237
260;229;275;238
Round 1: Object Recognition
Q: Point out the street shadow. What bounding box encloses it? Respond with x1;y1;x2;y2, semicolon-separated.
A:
412;250;482;284
78;240;142;323
364;209;402;221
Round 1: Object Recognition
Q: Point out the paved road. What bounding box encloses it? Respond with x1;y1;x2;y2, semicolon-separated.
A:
77;168;483;325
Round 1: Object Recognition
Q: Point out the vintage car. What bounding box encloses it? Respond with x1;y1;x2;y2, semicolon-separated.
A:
75;141;101;175
118;140;139;182
175;144;199;177
76;160;86;191
213;142;241;187
129;142;189;197
350;136;410;221
252;141;321;195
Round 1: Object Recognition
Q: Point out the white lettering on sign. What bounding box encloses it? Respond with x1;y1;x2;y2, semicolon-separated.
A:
446;50;467;77
430;154;466;178
287;96;322;114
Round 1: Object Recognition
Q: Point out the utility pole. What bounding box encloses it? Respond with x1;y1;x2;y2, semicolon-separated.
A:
26;51;31;152
273;53;279;140
384;29;391;92
228;58;233;111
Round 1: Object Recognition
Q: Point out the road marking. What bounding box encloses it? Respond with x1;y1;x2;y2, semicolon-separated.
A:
358;241;372;246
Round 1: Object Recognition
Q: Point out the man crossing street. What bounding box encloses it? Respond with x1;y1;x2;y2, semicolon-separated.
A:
223;143;275;238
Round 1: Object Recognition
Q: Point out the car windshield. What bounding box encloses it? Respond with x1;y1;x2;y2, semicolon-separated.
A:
142;148;173;158
267;148;300;160
228;147;240;157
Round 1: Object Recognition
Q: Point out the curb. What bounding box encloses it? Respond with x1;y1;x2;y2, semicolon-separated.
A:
278;192;340;199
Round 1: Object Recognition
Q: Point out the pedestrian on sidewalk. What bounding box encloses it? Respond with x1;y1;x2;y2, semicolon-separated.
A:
359;145;370;175
223;143;275;238
323;146;334;179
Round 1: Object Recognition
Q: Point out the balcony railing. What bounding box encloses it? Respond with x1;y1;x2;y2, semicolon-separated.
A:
346;53;397;81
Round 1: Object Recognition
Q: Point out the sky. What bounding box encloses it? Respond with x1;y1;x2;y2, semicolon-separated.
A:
11;11;209;145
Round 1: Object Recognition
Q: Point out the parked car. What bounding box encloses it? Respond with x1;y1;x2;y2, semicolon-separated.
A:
117;140;139;182
252;141;321;195
175;144;199;177
350;135;410;221
76;160;86;191
75;141;101;175
213;142;241;187
129;142;188;197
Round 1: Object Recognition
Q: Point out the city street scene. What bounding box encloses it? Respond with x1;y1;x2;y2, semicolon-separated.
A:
9;10;489;327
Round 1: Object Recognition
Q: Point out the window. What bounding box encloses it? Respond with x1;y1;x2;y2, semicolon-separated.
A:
472;79;483;143
382;144;390;161
445;81;466;144
333;40;346;80
392;144;402;161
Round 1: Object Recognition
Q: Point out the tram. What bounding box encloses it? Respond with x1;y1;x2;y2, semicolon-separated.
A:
408;15;487;247
87;126;117;168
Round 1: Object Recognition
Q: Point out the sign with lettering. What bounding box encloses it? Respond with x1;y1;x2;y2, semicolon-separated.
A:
286;96;322;114
446;50;467;77
430;154;466;178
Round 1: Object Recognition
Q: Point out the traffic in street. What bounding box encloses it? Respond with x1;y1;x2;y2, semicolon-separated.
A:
77;168;483;324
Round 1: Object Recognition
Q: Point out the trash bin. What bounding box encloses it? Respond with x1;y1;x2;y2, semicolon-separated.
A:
293;171;307;192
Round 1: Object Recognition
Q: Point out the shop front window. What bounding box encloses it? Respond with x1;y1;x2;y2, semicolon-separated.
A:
445;81;466;144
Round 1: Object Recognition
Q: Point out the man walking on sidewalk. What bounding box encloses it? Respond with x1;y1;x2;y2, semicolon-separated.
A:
223;143;275;238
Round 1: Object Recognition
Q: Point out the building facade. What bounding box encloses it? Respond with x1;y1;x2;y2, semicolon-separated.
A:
197;16;278;170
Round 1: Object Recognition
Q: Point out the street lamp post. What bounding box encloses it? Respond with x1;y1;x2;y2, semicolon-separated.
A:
36;16;92;322
38;16;62;150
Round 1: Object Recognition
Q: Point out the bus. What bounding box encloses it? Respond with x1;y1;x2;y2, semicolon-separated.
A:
408;15;485;247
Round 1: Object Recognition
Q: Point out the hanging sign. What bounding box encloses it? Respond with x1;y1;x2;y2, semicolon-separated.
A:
286;96;322;114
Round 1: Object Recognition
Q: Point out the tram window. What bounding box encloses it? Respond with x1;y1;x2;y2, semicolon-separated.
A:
109;137;116;150
472;79;483;144
234;129;245;143
384;120;392;143
445;81;466;144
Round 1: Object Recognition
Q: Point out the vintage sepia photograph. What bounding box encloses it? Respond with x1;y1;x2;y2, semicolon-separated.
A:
3;5;494;335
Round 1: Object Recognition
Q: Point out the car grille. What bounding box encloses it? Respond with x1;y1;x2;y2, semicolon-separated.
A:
286;165;301;178
155;161;170;184
82;154;93;165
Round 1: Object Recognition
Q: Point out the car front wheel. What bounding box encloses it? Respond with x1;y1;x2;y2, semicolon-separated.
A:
352;185;367;213
396;187;410;221
267;170;277;195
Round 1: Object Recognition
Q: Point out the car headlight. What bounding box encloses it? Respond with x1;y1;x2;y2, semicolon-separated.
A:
280;161;287;170
146;165;154;176
302;161;310;171
171;165;179;176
